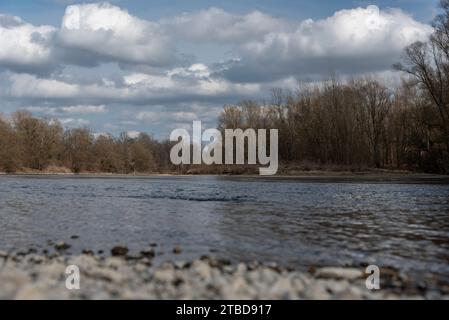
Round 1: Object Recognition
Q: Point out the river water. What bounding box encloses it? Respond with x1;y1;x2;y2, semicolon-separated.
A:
1;175;448;285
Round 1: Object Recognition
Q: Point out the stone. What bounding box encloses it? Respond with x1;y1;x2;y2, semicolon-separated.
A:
140;257;153;266
38;262;67;281
153;268;176;283
140;247;155;258
111;246;128;257
268;277;294;299
173;246;182;254
54;242;71;251
91;268;125;283
0;270;29;299
125;254;141;261
191;260;212;280
104;257;125;269
134;263;148;273
15;285;46;300
304;282;332;299
315;267;363;281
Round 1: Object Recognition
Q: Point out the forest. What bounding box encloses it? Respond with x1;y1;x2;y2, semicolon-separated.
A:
0;1;448;175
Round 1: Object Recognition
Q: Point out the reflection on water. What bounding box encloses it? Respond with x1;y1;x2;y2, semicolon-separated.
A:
0;176;448;283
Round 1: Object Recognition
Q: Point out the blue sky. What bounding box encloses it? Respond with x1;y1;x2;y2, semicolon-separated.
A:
0;0;441;138
0;0;439;24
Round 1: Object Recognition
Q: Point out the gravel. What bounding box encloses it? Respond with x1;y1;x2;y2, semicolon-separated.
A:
1;249;447;300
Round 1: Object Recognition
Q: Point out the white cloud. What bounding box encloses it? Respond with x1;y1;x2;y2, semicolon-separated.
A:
220;6;433;81
246;6;430;58
0;4;432;81
163;7;289;43
93;132;112;139
59;117;90;127
168;63;211;78
123;73;175;89
61;104;106;114
7;65;260;104
126;130;140;139
137;110;198;123
58;2;175;66
26;104;106;115
9;73;79;98
0;14;56;72
136;110;161;121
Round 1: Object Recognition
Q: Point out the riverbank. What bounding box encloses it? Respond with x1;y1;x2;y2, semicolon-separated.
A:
0;249;447;300
1;171;449;184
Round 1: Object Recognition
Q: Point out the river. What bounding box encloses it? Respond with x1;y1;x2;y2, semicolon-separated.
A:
1;175;448;286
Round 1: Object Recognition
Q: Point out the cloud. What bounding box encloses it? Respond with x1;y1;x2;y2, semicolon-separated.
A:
59;117;90;127
162;7;289;43
60;104;106;114
8;73;79;98
6;65;261;105
0;4;430;81
137;109;199;123
218;6;433;82
127;102;222;138
6;73;113;102
57;2;176;67
0;3;178;72
126;130;140;139
0;14;56;73
25;104;106;115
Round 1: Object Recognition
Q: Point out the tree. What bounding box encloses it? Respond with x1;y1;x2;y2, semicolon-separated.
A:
93;134;123;172
354;79;391;168
395;0;449;154
0;115;20;172
11;111;63;170
63;128;93;173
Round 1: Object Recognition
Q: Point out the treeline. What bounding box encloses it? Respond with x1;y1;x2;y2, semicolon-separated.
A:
2;74;446;174
219;78;447;173
0;111;175;174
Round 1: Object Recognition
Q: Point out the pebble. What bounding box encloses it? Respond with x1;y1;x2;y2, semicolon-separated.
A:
140;257;153;266
0;246;444;300
125;254;141;261
15;285;46;300
191;260;212;280
140;247;155;258
315;267;363;280
54;242;71;251
173;246;182;254
153;267;176;283
111;246;128;257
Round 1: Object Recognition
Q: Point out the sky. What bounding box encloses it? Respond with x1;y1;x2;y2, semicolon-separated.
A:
0;0;441;138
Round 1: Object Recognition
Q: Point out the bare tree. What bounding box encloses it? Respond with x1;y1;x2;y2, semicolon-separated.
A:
395;0;449;152
354;79;391;168
63;128;93;173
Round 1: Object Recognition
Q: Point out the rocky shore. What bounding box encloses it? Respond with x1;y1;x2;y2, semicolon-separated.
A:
1;247;447;300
